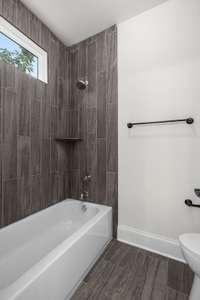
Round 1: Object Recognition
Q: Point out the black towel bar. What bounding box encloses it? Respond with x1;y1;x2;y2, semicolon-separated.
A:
127;117;194;129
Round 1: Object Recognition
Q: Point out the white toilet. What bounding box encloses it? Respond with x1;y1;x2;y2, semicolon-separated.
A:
179;233;200;300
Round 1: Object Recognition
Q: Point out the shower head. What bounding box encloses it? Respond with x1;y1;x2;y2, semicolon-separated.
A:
77;79;88;90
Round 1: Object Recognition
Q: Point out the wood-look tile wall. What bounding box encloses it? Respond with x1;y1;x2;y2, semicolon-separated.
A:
0;0;71;227
0;0;118;236
68;27;118;237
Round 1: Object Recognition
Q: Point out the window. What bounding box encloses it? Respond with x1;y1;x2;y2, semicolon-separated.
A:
0;16;48;83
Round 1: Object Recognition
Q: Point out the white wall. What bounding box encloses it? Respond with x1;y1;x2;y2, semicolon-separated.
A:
118;0;200;260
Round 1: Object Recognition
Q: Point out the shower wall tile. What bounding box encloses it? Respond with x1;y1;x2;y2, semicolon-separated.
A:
0;0;118;236
50;106;58;138
31;135;41;175
66;110;79;137
57;108;67;137
30;175;42;214
50;139;58;173
17;135;31;178
69;169;80;199
88;108;97;136
3;179;18;225
97;71;107;138
30;13;42;45
78;98;88;141
87;133;97;201
31;99;41;137
2;88;17;142
57;144;69;173
106;172;118;237
106;26;117;70
34;80;45;102
88;39;97;109
0;60;16;89
0;0;71;228
40;175;51;207
16;0;31;36
0;199;2;228
31;99;41;175
69;25;118;236
59;44;66;79
70;47;79;109
106;102;118;173
57;109;79;138
16;74;31;137
79;140;87;179
41;24;51;54
17;176;31;218
3;140;17;180
50;173;59;205
0;145;2;228
68;144;80;171
78;41;87;80
41;139;51;175
41;103;50;139
58;172;69;201
107;65;118;105
1;0;17;24
97;139;106;202
58;77;69;109
2;88;17;180
97;31;107;73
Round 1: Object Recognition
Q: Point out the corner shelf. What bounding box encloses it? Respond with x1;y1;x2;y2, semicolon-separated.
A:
55;138;82;142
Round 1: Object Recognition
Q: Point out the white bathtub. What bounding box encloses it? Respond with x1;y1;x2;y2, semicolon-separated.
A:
0;199;112;300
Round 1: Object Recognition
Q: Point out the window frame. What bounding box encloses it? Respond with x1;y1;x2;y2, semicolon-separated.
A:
0;16;48;83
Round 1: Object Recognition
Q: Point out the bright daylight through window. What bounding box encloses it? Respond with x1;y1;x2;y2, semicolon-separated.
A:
0;16;48;83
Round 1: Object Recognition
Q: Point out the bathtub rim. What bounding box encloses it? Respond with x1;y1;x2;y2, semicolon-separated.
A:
0;199;109;234
0;199;112;300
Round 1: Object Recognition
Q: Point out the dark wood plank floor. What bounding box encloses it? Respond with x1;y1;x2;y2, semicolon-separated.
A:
71;240;194;300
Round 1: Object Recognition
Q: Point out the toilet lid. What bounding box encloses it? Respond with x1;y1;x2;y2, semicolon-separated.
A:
179;233;200;256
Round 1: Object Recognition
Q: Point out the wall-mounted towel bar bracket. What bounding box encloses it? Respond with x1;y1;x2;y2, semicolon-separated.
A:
185;199;200;208
127;117;194;129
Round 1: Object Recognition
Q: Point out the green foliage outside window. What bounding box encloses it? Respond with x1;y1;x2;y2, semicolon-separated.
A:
0;46;35;74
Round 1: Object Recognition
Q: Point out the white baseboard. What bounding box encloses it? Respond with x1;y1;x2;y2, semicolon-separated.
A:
117;225;185;263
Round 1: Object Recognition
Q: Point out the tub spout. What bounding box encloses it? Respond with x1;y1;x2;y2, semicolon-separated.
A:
80;191;89;201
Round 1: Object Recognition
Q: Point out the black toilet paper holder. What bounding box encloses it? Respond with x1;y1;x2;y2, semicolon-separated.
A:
185;189;200;208
185;199;200;208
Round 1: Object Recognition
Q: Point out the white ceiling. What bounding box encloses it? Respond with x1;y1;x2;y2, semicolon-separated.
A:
21;0;168;46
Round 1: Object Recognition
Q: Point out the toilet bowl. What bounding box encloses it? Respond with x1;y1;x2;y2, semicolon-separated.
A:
179;233;200;300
